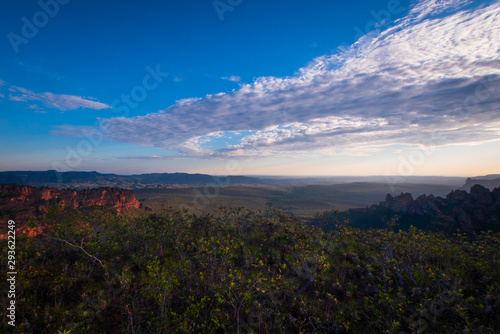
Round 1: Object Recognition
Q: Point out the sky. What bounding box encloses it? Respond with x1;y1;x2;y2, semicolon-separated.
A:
0;0;499;177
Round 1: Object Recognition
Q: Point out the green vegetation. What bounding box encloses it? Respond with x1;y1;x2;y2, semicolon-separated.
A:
1;207;499;333
134;182;457;217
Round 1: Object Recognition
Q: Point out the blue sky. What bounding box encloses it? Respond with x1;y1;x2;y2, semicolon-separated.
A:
1;0;499;176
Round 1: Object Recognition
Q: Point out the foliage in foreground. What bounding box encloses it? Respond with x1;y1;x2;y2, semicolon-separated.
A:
1;207;500;333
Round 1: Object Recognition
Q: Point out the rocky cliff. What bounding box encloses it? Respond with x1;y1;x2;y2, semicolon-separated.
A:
350;184;500;233
0;184;149;222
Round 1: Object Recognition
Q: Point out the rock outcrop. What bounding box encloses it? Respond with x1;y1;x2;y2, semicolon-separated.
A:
0;184;148;222
350;184;500;234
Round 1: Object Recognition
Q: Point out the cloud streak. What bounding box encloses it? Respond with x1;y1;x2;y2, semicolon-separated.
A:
221;75;241;82
59;0;500;158
8;86;111;111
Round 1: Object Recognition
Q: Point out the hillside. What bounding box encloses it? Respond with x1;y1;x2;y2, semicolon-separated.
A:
1;180;499;332
1;207;498;332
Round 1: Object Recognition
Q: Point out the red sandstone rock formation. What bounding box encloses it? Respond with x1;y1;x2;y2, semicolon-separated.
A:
0;184;149;238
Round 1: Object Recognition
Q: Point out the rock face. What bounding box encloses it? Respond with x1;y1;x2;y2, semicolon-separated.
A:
350;184;500;234
0;184;148;222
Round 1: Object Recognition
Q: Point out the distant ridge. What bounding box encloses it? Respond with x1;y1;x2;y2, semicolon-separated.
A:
0;170;270;189
460;174;500;191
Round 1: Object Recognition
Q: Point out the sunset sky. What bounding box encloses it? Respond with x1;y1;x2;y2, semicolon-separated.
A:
1;0;499;176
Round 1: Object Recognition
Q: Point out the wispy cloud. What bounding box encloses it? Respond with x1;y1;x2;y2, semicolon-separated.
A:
58;0;500;158
115;155;182;160
407;0;472;21
49;125;98;137
0;79;5;100
221;75;241;82
8;86;111;111
28;104;47;113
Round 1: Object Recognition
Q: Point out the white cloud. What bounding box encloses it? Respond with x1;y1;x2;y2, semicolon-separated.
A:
0;79;5;100
212;116;390;156
28;104;47;113
116;155;182;160
57;0;500;158
221;75;241;82
407;0;472;22
8;86;111;111
50;125;104;138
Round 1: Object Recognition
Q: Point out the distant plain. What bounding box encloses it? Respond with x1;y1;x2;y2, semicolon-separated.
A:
134;182;460;217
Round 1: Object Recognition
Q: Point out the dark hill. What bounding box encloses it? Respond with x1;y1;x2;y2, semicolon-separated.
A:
0;170;269;189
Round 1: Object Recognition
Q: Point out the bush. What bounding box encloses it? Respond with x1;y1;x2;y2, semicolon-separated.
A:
1;207;499;333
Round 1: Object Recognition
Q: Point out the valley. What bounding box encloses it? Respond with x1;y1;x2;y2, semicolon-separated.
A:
134;182;460;217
